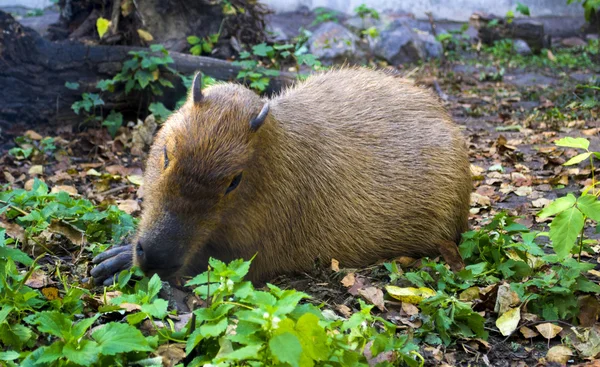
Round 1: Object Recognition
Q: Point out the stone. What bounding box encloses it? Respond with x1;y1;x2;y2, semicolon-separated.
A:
415;31;442;59
373;20;425;65
561;36;587;47
513;39;532;56
343;15;382;34
308;21;365;64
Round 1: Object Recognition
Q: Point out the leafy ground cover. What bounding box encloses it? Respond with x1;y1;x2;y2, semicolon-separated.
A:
0;36;600;366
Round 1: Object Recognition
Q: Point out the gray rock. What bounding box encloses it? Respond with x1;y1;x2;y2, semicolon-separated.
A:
372;21;425;65
308;22;365;65
513;39;532;56
343;15;382;34
415;31;443;59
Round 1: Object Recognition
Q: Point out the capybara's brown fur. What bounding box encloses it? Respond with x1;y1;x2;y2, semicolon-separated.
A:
133;67;471;282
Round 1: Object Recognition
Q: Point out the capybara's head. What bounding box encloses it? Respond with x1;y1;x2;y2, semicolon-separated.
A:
133;73;269;279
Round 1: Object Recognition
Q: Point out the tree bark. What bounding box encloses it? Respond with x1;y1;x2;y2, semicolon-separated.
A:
0;11;296;128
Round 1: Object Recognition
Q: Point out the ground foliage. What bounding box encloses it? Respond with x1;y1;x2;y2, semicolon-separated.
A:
1;19;600;367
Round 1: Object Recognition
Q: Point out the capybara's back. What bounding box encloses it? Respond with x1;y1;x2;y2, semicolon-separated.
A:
126;67;471;283
240;68;471;279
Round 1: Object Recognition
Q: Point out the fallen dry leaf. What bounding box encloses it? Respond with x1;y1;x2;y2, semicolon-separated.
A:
331;258;340;272
336;304;352;318
520;326;538;338
341;273;355;288
25;269;51;288
401;302;419;316
127;175;144;186
117;199;140;214
358;286;385;311
28;165;43;175
156;343;186;367
496;307;521;336
459;287;481;302
24;130;43;140
535;323;562;340
386;286;436;304
49;220;86;245
546;345;573;365
41;287;60;301
495;283;520;314
51;185;79;196
578;295;600;327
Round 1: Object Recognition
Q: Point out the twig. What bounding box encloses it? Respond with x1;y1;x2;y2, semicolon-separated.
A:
109;0;121;36
425;12;438;37
433;79;449;101
99;185;130;196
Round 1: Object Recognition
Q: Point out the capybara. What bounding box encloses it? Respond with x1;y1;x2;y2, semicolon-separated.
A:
91;67;471;285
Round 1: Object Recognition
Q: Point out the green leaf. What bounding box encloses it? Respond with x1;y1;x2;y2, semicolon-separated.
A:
92;322;153;355
295;313;329;361
65;82;80;90
220;344;262;362
0;351;19;361
29;311;72;339
96;17;110;39
35;342;64;364
148;102;172;121
554;137;589;150
187;35;201;45
199;317;228;337
516;2;530;16
549;206;584;259
135;69;153;89
72;315;100;339
269;332;302;367
577;194;600;222
0;323;33;349
141;298;168;319
564;152;591;166
0;246;33;266
63;340;100;365
538;194;577;218
252;43;274;57
190;44;203;55
102;110;123;138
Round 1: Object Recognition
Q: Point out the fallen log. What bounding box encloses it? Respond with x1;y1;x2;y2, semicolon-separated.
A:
0;11;297;127
470;12;551;53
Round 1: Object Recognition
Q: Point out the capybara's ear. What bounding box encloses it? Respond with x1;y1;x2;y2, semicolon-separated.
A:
250;103;269;132
192;72;203;104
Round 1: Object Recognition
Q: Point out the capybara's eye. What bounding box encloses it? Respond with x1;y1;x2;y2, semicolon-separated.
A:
225;173;243;195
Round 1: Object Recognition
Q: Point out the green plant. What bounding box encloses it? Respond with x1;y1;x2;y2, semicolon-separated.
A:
538;137;600;260
354;4;380;39
436;24;471;59
567;0;600;22
511;258;600;320
102;110;124;138
181;257;424;366
188;33;220;55
111;44;176;96
187;19;224;57
148;102;172;122
233;43;282;92
417;293;488;346
8;136;56;160
71;93;105;121
311;7;339;26
233;39;321;92
0;179;136;244
459;212;542;281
